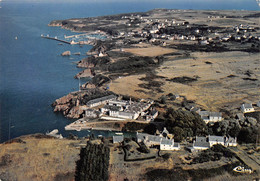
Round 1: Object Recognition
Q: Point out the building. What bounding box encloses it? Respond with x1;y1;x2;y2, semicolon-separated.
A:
160;138;180;151
209;112;222;122
146;110;158;122
109;110;139;120
208;135;225;147
86;95;117;108
101;105;121;114
136;132;162;147
193;136;210;150
241;103;255;113
199;111;222;124
113;135;124;144
224;137;237;147
85;109;101;118
108;100;128;107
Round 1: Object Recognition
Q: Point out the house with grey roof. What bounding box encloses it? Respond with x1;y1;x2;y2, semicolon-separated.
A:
224;137;237;147
113;135;124;144
136;132;162;147
209;112;222;122
193;136;210;150
160;138;180;151
241;103;255;113
199;111;222;124
208;135;225;147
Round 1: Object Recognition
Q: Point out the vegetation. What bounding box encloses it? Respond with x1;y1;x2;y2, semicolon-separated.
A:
145;161;239;181
192;144;234;164
75;142;110;181
164;109;208;141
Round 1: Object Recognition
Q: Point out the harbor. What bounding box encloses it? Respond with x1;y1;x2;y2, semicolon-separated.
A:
41;32;106;45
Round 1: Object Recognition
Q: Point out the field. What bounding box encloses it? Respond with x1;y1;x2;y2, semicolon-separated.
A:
109;51;260;111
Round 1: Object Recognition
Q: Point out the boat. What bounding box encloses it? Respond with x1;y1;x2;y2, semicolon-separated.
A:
233;166;253;174
15;36;18;40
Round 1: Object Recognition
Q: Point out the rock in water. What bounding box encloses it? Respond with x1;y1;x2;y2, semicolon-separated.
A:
61;51;71;56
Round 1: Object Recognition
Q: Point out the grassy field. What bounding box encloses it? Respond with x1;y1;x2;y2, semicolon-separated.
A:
0;135;82;181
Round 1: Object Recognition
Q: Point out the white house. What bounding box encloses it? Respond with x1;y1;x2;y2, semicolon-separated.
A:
136;132;162;147
209;112;222;122
160;138;180;151
241;103;255;113
193;136;210;150
199;111;222;124
113;135;124;144
224;137;237;147
208;135;225;147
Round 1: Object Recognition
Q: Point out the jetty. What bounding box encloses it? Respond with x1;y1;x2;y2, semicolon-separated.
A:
41;35;73;44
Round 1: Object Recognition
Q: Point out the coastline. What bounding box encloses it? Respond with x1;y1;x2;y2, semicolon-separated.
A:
49;9;260;121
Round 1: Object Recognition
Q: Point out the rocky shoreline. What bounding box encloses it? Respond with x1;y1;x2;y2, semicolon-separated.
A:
50;9;260;118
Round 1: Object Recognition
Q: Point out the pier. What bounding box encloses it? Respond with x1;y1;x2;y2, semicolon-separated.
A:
41;35;72;44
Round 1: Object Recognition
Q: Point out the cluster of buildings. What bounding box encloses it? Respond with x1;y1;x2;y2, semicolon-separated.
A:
186;105;223;124
190;135;237;151
112;128;237;152
113;127;180;151
113;13;260;48
186;100;260;125
84;95;158;122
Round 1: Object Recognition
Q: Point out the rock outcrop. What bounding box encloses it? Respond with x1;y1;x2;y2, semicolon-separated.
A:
74;68;93;79
52;88;113;118
61;51;71;56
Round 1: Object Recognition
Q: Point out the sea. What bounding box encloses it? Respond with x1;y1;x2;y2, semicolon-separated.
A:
0;0;259;143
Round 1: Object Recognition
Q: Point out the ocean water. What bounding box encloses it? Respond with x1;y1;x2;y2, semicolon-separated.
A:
0;1;259;143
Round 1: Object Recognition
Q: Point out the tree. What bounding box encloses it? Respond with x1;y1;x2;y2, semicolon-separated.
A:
144;124;157;135
164;108;208;141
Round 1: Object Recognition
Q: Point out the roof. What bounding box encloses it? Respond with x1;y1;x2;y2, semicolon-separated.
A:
136;132;149;141
194;141;210;148
209;112;222;118
199;111;209;116
103;105;121;111
108;100;128;106
242;103;253;109
113;135;124;143
147;135;162;143
196;136;207;142
87;95;117;105
160;138;174;145
208;135;224;143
